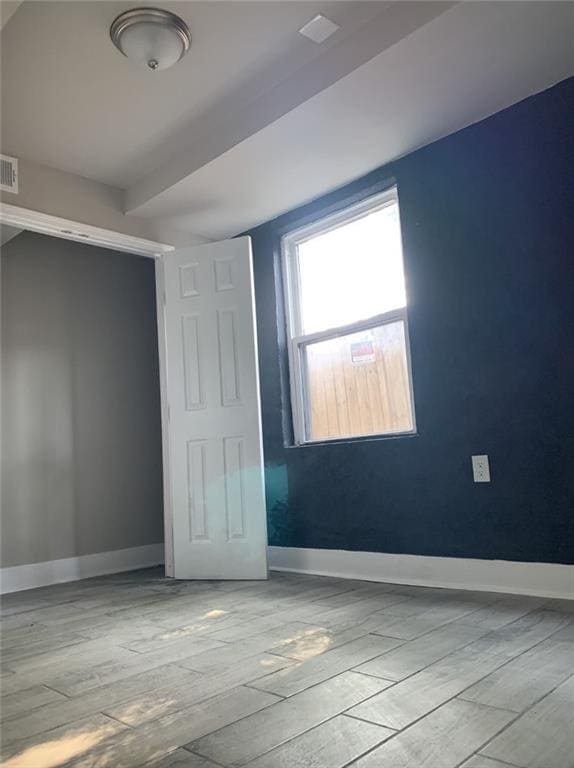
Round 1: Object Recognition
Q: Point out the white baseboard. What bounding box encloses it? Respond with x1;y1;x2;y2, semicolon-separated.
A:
0;543;165;594
3;544;571;600
268;546;574;600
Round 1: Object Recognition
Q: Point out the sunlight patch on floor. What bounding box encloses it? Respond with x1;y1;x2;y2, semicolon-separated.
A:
271;626;333;660
202;609;227;619
2;721;122;768
110;695;177;727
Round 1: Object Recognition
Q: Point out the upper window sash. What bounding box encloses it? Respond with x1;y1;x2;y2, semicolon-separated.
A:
282;186;400;341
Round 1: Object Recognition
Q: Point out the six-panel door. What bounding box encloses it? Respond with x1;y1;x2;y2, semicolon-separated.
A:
162;237;268;579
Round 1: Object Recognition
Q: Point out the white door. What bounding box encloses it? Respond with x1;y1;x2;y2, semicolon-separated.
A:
159;237;268;580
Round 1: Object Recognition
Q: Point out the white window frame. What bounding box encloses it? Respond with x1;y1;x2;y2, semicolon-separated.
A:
281;186;417;445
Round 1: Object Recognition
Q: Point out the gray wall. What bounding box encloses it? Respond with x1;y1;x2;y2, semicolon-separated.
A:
1;232;163;568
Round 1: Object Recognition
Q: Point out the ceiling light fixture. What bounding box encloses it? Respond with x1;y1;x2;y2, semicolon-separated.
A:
110;7;191;72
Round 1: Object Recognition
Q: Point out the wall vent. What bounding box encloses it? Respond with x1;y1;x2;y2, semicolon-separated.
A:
0;155;18;193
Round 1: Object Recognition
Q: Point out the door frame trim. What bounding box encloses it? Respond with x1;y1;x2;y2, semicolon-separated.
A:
155;257;175;576
0;202;173;258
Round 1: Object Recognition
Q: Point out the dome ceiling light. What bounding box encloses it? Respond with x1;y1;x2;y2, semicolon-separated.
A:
110;7;191;71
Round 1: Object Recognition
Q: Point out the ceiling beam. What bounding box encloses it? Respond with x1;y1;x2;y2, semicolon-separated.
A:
126;1;456;218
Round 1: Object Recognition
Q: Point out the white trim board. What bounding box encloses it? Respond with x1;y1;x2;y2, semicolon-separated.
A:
268;546;574;600
0;544;165;594
0;202;173;259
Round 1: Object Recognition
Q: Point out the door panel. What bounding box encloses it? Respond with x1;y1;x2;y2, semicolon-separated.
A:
161;237;267;580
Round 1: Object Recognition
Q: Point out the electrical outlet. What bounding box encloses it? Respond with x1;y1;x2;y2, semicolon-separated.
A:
472;455;490;483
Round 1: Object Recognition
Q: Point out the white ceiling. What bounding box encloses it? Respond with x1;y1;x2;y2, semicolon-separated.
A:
2;1;573;240
1;1;383;185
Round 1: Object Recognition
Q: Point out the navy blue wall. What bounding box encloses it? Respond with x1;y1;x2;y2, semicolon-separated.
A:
248;77;574;565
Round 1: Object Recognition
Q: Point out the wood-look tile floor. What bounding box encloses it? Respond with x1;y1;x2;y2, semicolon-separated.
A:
1;569;573;768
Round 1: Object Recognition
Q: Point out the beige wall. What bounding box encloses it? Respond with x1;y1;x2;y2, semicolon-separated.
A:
0;158;209;248
1;232;163;567
0;158;154;241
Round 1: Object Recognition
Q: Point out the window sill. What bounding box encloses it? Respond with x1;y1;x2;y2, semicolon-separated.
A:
286;430;418;449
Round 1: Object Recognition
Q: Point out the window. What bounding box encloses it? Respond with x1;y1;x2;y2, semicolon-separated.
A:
282;186;416;444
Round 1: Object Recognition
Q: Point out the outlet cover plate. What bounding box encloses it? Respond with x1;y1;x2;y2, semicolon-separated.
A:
472;455;491;483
